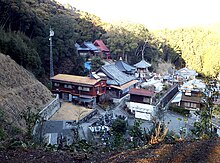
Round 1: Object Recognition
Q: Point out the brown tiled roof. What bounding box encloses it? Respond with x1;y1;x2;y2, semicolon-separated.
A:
50;74;100;85
129;88;155;97
181;94;201;103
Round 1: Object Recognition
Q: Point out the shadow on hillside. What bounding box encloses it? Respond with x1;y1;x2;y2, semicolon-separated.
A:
152;138;219;163
91;138;220;163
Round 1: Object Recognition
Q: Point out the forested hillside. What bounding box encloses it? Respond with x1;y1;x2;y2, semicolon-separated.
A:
0;0;182;83
0;0;219;82
0;0;106;83
156;28;220;78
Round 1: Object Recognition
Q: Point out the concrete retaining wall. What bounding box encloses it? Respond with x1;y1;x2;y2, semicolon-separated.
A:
79;109;98;124
39;94;60;120
33;94;60;136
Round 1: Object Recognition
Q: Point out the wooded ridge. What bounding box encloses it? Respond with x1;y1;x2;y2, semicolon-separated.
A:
0;0;219;81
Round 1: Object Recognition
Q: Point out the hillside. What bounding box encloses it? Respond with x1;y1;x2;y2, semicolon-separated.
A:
0;53;53;130
0;138;219;162
91;138;220;163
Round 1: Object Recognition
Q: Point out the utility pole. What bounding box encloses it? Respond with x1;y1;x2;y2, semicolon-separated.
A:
49;27;54;77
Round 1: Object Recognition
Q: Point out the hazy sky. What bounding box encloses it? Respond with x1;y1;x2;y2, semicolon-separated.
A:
56;0;220;29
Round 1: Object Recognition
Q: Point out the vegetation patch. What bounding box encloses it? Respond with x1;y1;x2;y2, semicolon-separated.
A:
169;105;190;116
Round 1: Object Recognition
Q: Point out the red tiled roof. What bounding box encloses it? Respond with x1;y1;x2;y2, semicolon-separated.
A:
129;88;155;97
50;74;101;86
93;40;110;52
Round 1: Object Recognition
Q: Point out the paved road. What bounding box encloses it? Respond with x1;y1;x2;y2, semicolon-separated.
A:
79;103;202;140
111;104;198;137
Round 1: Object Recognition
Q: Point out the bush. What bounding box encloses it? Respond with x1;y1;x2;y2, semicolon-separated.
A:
169;105;190;116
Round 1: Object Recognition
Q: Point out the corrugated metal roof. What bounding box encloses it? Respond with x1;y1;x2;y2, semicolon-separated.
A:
129;88;155;97
93;40;110;52
134;59;151;68
51;74;100;85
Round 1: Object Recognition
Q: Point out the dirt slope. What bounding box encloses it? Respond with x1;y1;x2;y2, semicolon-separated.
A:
0;138;219;163
0;53;53;128
89;138;220;163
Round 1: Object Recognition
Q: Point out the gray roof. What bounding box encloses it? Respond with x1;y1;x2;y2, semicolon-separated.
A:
75;42;100;51
115;60;136;74
84;42;100;51
40;120;76;145
42;120;76;134
75;43;90;51
175;67;198;78
134;59;151;68
180;79;206;91
99;64;135;86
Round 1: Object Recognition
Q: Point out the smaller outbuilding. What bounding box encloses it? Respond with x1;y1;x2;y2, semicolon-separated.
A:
134;59;151;79
126;88;156;120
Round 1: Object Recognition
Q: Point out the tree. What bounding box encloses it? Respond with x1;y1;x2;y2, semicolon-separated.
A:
191;79;218;139
104;23;138;61
112;118;127;135
91;57;104;72
129;120;144;147
157;27;220;77
111;118;127;149
75;11;106;42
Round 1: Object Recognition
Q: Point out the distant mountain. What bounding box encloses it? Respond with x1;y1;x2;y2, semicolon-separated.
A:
0;53;53;131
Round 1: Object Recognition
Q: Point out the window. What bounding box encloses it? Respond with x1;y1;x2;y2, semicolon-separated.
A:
78;86;82;90
143;97;150;104
64;84;72;89
184;102;196;108
54;83;60;87
83;87;90;92
78;86;90;92
184;102;190;107
190;103;197;108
